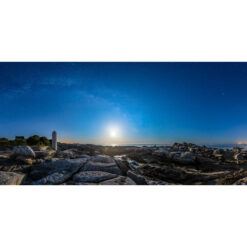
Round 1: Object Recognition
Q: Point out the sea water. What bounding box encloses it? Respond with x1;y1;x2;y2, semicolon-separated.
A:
112;143;247;150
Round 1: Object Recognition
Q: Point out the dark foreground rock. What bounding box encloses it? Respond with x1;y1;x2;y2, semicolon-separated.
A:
127;170;147;185
0;143;247;185
0;171;25;185
30;158;87;185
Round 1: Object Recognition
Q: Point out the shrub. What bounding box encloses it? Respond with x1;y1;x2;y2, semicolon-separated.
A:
26;135;40;145
40;136;50;146
0;135;51;147
13;139;27;146
0;138;8;143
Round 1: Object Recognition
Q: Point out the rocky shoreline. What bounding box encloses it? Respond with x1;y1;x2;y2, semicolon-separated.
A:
1;142;247;185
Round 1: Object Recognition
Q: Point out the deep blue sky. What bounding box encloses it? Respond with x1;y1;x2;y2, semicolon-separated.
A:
0;62;247;144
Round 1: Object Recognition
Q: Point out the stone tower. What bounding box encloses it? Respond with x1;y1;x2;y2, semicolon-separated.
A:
52;131;57;150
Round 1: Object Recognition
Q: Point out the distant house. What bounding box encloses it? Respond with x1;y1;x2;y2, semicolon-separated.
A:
15;136;25;140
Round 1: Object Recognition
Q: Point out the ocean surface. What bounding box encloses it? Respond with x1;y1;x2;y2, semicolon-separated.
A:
111;143;247;151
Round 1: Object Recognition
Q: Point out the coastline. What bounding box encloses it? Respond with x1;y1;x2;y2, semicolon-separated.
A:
1;141;247;185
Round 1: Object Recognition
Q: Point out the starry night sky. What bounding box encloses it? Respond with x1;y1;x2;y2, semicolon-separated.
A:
0;62;247;144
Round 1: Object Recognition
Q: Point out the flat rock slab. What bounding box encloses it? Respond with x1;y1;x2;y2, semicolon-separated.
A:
42;158;88;171
91;155;114;163
76;154;91;159
31;158;87;185
83;161;121;175
73;171;117;183
100;176;136;185
0;171;25;185
32;171;76;185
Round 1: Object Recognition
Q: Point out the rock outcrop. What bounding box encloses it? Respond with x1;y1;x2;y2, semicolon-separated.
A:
0;142;247;185
12;146;35;159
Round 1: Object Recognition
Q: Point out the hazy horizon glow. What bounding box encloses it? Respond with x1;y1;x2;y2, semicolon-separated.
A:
1;62;247;145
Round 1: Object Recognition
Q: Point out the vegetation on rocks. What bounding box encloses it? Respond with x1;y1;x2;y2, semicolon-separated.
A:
0;135;51;149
